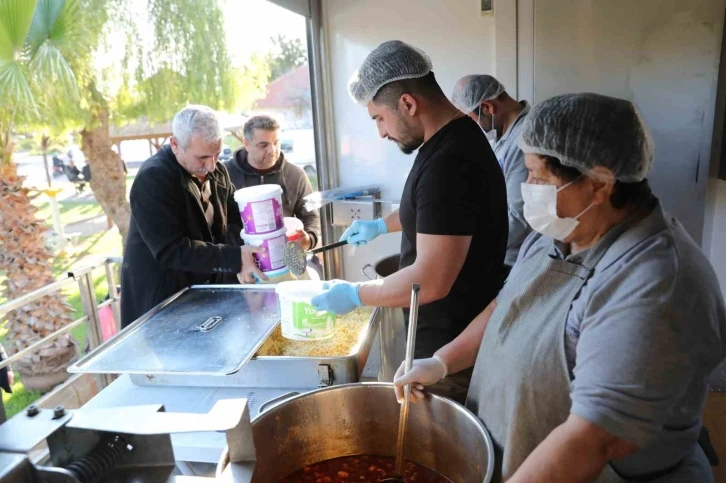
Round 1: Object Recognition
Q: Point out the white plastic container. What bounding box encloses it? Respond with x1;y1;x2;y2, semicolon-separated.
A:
234;185;284;235
256;266;309;284
283;216;304;243
241;226;287;272
259;267;295;284
275;281;336;340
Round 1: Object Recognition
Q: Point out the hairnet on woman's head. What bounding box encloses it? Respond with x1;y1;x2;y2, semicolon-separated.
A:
451;75;506;114
519;93;655;182
348;40;433;106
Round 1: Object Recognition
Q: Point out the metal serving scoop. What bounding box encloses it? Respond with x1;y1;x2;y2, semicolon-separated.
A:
379;283;421;483
283;240;348;276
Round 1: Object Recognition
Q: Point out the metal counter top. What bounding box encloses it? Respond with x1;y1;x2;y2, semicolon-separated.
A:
82;375;304;463
74;284;389;464
82;338;381;464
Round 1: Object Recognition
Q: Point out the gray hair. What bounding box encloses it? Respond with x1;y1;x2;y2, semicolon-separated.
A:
243;115;280;142
172;105;224;150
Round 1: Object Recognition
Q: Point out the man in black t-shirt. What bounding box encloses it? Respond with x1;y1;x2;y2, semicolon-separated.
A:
312;41;508;402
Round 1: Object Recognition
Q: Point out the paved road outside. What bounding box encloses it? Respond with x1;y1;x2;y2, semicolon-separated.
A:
14;152;140;204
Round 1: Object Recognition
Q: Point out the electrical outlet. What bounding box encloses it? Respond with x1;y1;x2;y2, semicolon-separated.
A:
331;200;378;227
349;207;364;221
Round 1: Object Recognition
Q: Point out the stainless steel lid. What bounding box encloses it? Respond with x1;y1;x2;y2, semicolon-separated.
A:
68;285;280;376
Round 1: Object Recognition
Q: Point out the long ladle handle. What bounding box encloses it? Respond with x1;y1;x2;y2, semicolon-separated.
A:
309;239;348;255
394;283;420;477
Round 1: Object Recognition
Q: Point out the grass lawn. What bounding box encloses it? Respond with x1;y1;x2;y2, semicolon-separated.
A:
1;197;123;419
2;372;41;417
33;200;105;226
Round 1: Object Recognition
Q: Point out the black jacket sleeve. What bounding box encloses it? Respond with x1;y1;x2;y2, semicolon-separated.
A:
130;166;242;274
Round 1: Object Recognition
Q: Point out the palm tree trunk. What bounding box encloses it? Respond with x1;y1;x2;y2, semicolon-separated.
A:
1;122;13;167
0;160;77;392
80;101;131;246
41;134;51;187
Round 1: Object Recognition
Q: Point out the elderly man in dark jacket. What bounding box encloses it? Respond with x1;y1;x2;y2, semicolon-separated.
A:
121;105;264;328
224;115;321;250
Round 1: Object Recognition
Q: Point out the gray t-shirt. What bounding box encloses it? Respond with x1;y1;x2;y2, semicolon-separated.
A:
494;101;532;266
514;201;726;478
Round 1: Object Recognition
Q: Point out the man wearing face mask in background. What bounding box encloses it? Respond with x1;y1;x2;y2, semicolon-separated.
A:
225;115;321;255
452;75;531;273
311;41;508;403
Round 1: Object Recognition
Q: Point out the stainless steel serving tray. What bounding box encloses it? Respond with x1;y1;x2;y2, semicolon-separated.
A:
68;285;281;377
130;306;383;389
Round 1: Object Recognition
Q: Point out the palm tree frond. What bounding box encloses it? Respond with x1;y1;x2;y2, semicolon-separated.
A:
28;39;78;98
22;0;81;100
27;0;81;57
0;61;37;112
0;0;38;61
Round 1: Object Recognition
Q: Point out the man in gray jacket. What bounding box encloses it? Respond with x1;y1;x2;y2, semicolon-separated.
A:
224;115;321;250
452;75;531;274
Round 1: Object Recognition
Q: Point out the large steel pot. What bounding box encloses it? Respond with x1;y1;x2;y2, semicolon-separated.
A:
365;253;401;278
362;254;405;381
217;383;494;483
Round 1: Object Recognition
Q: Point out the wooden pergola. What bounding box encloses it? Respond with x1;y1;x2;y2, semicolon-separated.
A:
108;118;172;158
108;113;248;157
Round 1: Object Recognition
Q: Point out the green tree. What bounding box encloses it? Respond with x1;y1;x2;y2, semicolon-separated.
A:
71;0;270;243
0;0;271;392
266;34;307;80
0;0;84;391
233;53;270;116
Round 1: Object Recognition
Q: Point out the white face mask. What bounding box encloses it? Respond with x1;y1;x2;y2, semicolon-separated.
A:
477;108;497;147
521;181;593;241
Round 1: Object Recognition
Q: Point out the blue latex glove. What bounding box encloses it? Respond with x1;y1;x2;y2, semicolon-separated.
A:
311;280;363;315
340;219;388;246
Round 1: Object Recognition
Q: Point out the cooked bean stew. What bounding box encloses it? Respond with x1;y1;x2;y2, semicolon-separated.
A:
280;454;452;483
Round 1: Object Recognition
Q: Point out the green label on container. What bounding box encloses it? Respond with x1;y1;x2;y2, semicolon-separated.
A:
292;301;335;338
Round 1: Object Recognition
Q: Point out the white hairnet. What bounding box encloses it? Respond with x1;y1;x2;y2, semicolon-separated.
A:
348;40;433;106
519;93;654;183
451;75;506;114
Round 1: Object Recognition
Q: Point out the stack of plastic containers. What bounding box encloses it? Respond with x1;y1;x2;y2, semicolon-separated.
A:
234;185;308;283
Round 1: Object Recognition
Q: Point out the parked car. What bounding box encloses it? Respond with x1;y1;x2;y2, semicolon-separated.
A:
219;144;233;162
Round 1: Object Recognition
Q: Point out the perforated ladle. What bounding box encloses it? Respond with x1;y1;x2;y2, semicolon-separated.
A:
379;283;421;483
283;240;348;276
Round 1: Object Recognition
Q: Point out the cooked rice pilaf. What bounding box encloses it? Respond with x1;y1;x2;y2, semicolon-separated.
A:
256;308;373;357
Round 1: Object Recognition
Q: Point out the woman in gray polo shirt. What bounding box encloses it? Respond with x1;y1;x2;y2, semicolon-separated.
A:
394;93;726;482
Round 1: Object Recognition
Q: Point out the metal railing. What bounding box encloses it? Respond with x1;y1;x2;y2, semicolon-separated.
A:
0;256;122;388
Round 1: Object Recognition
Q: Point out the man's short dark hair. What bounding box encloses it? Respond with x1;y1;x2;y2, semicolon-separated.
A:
372;72;445;108
244;115;280;141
